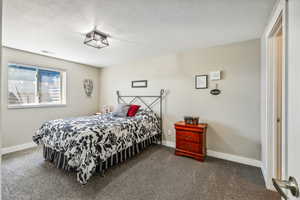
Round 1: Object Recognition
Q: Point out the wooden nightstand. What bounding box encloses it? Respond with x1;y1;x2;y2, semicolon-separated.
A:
175;121;208;161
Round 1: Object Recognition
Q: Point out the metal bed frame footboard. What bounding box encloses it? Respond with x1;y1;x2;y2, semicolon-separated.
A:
116;89;165;144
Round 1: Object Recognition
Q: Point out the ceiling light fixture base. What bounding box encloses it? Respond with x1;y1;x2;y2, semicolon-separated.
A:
84;29;109;49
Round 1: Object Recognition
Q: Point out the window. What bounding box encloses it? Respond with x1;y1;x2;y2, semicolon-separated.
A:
8;64;66;108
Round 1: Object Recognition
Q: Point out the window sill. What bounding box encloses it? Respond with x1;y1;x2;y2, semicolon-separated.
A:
8;103;67;109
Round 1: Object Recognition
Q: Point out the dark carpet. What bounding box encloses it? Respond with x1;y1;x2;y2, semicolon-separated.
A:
2;145;279;200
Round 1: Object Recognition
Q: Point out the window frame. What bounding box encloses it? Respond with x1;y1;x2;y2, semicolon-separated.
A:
7;63;67;109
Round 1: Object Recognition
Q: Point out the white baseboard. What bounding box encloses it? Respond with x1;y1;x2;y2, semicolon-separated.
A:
162;140;261;168
1;142;37;155
162;140;176;148
2;140;262;168
207;150;261;168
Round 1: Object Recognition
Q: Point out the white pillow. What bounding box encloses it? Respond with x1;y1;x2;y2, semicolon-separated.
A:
113;104;130;117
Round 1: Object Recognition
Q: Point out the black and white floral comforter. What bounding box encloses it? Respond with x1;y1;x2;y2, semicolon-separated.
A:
33;110;161;184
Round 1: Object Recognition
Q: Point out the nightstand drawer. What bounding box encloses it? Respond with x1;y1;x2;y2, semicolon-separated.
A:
176;140;201;154
176;131;201;143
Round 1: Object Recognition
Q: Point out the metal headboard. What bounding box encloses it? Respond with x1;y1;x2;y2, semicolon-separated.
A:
116;89;165;143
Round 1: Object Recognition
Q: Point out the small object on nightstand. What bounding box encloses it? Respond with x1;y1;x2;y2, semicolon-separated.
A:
184;116;199;125
95;112;102;115
175;121;207;161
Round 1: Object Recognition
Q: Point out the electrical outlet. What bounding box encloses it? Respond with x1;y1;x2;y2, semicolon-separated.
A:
167;129;172;136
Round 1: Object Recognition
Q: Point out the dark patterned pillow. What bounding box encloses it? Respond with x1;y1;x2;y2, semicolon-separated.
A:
113;104;130;117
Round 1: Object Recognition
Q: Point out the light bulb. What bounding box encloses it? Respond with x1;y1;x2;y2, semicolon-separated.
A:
96;40;101;46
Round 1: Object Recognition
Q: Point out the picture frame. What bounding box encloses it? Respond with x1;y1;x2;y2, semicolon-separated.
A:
131;80;148;88
83;79;94;97
195;75;208;89
210;71;221;81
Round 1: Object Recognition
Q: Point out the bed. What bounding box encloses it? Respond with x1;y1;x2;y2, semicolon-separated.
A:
32;90;164;184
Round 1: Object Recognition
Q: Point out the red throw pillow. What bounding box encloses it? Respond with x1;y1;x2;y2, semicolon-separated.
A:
127;105;141;117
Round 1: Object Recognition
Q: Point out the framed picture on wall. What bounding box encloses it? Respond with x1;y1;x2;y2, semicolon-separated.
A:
195;75;208;89
132;80;148;88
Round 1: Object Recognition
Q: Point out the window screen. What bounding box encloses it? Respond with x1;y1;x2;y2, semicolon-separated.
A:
8;64;37;105
8;64;65;106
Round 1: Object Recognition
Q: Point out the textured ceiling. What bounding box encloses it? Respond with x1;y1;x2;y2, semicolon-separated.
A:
3;0;276;67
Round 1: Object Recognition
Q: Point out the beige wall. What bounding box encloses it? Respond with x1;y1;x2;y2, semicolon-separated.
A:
1;47;101;148
99;39;261;160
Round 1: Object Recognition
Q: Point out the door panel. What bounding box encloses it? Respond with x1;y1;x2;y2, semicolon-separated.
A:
272;0;300;199
287;0;300;199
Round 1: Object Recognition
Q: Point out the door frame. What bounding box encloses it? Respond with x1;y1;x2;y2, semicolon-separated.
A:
263;0;287;190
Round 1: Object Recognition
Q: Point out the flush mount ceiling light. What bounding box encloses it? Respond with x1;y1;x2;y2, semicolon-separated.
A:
84;29;109;49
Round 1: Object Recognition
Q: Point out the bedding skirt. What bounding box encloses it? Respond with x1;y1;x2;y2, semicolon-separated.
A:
43;135;159;174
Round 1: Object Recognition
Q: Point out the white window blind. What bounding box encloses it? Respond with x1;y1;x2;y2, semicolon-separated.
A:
38;69;61;104
8;64;66;107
